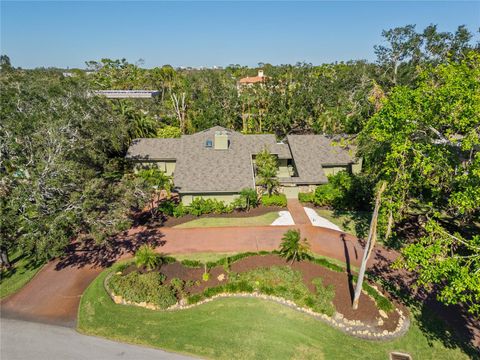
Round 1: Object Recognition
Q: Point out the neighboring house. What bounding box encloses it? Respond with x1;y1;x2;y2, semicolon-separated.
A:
237;70;268;90
92;90;160;99
126;126;361;204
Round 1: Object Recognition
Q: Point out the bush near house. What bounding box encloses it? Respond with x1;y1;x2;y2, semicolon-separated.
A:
158;188;266;218
261;194;287;207
299;171;372;211
298;192;315;203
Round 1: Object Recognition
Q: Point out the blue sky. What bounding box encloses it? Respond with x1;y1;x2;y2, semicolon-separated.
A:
1;1;479;69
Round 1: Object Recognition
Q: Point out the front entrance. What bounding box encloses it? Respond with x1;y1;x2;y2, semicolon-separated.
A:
283;186;299;199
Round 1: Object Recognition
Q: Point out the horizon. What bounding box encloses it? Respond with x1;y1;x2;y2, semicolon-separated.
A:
1;1;479;69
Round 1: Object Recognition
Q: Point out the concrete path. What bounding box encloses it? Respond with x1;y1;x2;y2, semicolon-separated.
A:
0;318;194;360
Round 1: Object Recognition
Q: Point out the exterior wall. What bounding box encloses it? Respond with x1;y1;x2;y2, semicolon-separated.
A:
282;186;299;199
181;193;240;205
352;158;363;175
322;165;350;177
277;159;290;178
279;184;317;196
133;160;176;176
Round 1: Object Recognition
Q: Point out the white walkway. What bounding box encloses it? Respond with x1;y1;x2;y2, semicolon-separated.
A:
270;211;295;225
303;207;342;231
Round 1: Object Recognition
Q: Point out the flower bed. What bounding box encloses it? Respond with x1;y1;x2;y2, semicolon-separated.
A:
105;252;409;340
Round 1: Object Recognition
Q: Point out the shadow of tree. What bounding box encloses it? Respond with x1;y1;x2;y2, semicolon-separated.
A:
368;249;479;357
330;209;371;239
55;229;166;270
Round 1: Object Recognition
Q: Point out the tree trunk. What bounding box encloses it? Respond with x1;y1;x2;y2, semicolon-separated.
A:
352;181;386;310
385;210;393;239
0;248;11;268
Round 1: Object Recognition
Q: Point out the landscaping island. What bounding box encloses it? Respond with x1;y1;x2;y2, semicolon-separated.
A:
77;252;471;359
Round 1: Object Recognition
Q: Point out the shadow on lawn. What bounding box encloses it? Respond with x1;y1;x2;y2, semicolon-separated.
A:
369;250;480;357
55;229;166;270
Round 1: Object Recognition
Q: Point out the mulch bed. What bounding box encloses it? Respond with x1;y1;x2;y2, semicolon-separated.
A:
161;205;286;227
124;254;404;333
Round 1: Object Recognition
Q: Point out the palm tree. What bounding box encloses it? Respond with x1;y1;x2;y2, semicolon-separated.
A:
279;229;310;264
239;188;258;211
135;245;162;271
255;148;279;196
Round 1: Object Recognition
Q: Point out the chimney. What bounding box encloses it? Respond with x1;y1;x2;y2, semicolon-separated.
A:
258;69;264;77
214;131;229;150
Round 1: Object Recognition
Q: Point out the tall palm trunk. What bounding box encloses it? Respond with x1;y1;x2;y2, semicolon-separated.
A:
352;181;386;310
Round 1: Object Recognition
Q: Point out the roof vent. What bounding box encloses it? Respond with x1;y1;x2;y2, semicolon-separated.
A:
205;139;213;148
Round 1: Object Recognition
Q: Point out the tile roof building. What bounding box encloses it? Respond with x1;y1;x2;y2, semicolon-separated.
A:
127;126;360;204
238;70;268;86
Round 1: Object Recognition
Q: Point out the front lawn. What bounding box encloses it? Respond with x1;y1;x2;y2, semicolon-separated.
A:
78;262;470;360
315;209;371;238
0;252;44;299
174;211;280;228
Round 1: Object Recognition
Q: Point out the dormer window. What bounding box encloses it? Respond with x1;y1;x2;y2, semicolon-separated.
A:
205;139;213;148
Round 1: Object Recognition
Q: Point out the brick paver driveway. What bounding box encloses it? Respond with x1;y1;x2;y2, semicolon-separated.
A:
2;201;478;348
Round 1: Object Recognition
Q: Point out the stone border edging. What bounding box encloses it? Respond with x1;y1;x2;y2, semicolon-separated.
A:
104;272;410;341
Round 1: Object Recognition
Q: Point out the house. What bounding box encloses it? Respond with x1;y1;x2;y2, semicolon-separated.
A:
239;69;268;85
237;70;268;91
126;126;361;204
92;90;160;99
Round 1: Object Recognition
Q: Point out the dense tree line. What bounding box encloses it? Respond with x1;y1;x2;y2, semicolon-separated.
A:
0;67;151;264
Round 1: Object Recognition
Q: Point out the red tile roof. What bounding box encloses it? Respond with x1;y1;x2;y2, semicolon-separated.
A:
239;75;266;84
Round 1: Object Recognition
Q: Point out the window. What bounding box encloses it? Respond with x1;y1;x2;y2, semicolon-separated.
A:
205;140;213;148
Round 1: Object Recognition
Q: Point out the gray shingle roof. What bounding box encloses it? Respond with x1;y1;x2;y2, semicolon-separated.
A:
126;127;357;192
287;135;356;184
126;138;181;160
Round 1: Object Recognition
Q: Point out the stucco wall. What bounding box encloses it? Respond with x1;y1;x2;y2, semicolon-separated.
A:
133;160;176;176
181;193;240;205
352;158;363;175
322;165;350;177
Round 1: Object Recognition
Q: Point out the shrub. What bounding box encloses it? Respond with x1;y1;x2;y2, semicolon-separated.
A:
278;229;311;264
109;271;176;309
202;272;210;281
172;203;187;217
203;285;225;297
238;188;259;211
298;192;314;203
362;282;394;312
312;171;373;211
170;277;186;298
116;263;130;274
135;245;162;271
158;200;176;216
181;259;202;268
313;183;342;207
309;257;344;272
187;293;204;304
311;278;336;316
261;194;287;207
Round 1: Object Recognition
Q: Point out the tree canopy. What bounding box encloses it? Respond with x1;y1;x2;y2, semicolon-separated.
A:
358;52;480;315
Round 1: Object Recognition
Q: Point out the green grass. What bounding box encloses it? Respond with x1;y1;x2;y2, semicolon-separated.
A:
78;264;471;360
174;211;280;228
0;252;44;299
316;209;371;238
170;252;237;263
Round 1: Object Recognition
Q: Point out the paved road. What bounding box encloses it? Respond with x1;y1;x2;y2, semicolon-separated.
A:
0;318;194;360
